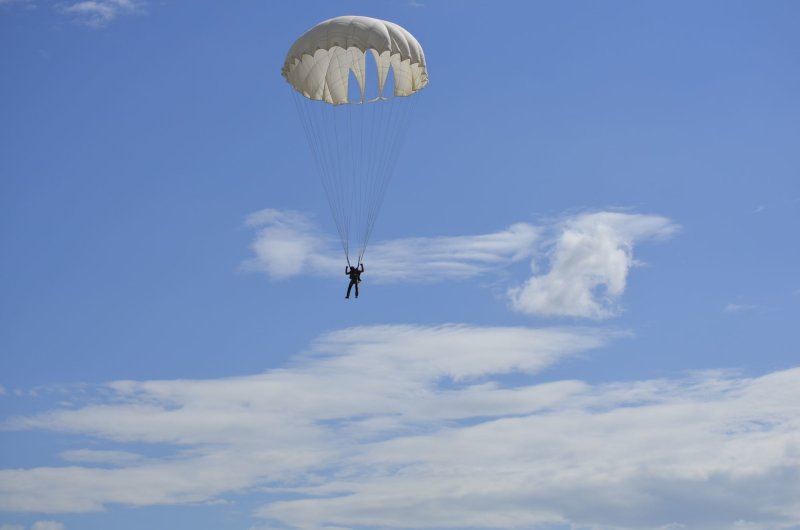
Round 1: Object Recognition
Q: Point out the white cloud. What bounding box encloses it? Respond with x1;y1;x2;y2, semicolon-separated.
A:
243;208;540;283
0;385;6;396
59;449;144;465
2;325;800;530
725;303;758;313
244;209;677;318
0;524;25;530
243;209;339;279
509;212;679;318
1;325;606;513
59;0;143;27
31;523;64;530
0;0;34;7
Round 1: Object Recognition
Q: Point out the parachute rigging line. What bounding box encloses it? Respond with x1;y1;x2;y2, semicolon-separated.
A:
290;87;417;265
282;16;428;265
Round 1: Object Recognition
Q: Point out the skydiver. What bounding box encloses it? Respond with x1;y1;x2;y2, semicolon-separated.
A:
345;263;364;299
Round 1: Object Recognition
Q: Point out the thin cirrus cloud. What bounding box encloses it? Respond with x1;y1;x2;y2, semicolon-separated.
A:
0;524;64;530
724;303;758;313
1;324;799;529
0;0;32;7
244;208;679;319
242;208;541;283
30;524;64;530
58;0;143;27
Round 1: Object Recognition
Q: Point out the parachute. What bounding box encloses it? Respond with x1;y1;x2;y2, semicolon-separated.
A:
282;15;428;265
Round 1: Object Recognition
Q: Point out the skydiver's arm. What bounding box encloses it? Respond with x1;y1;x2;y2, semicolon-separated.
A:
359;264;364;272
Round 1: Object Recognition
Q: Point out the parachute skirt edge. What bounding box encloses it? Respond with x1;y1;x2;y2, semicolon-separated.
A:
283;47;427;105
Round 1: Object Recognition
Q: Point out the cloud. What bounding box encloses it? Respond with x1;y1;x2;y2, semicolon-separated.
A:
244;209;677;318
0;0;34;7
0;525;65;530
30;523;64;530
2;325;800;530
0;385;6;396
243;209;339;279
725;303;758;313
509;212;679;318
243;208;540;283
59;449;144;465
58;0;143;27
1;325;607;513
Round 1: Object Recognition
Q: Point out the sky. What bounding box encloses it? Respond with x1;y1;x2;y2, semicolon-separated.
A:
1;1;799;529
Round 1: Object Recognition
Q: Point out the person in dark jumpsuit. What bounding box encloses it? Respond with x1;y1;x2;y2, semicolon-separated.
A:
345;263;364;299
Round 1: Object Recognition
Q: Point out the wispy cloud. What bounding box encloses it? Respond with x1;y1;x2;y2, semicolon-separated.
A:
724;303;758;313
243;208;540;283
30;523;64;530
60;449;144;465
244;209;678;318
0;524;64;530
58;0;143;27
1;325;799;529
2;325;609;513
0;0;34;7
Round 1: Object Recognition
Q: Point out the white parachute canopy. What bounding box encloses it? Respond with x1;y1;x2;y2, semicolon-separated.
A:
282;16;428;265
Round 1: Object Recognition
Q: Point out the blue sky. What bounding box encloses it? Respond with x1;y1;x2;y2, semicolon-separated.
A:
1;1;799;529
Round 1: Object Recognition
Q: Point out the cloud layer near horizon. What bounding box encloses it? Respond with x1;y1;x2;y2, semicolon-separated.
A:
244;209;678;318
2;324;799;530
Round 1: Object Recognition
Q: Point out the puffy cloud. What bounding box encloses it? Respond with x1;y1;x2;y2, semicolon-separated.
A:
243;209;339;279
2;325;800;529
244;209;677;318
509;212;679;318
59;0;143;27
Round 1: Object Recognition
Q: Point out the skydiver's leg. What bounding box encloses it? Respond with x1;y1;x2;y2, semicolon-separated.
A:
354;282;359;298
346;281;354;298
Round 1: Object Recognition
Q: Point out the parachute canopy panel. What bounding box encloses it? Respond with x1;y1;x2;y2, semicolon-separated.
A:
282;16;428;105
